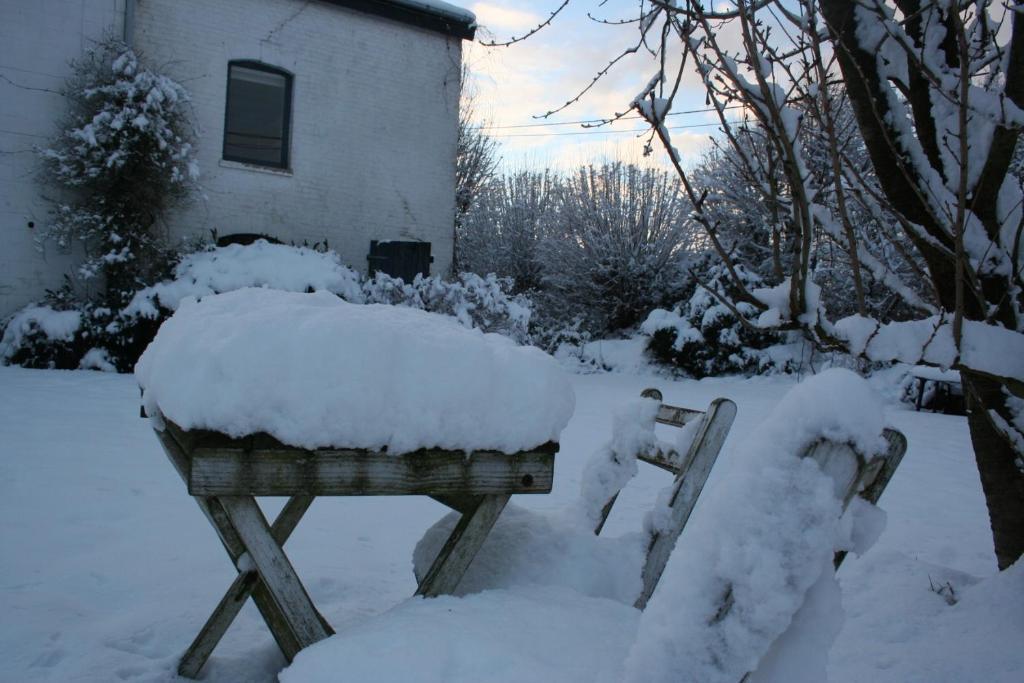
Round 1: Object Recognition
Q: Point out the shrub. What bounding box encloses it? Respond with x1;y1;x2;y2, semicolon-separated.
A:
39;38;199;307
642;264;785;378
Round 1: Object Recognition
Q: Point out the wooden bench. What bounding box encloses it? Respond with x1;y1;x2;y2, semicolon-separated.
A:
152;417;557;678
592;389;737;609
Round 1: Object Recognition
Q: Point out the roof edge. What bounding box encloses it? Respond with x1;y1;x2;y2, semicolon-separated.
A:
322;0;476;40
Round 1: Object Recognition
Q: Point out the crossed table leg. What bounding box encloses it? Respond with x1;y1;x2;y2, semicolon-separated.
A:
155;423;513;678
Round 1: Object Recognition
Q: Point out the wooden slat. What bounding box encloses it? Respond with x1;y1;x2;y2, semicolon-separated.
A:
189;448;555;497
834;428;907;569
655;404;703;428
860;429;907;505
640;388;703;427
594;391;714;534
636;397;738;609
637;447;683;474
177;495;316;678
218;496;331;648
415;494;510;597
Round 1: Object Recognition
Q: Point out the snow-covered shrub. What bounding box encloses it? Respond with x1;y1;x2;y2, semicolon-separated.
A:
39;38;198;306
0;301;84;370
539;164;697;334
457;171;554;293
124;240;365;317
643;264;785;378
363;272;532;343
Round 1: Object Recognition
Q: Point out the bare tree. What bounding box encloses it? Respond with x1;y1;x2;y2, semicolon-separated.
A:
454;68;500;273
509;0;1023;569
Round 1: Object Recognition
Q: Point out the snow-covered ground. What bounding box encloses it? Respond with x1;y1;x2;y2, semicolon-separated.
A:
0;363;1019;682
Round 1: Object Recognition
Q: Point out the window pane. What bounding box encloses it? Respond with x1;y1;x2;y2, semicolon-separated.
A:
224;64;289;167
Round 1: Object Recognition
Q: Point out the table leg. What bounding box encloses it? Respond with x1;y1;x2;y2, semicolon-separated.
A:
218;496;332;649
156;426;332;675
416;493;510;597
177;495;318;678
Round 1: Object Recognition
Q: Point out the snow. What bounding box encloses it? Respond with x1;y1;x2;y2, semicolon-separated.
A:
0;365;1018;682
412;503;644;604
392;0;476;25
909;365;961;383
577;398;662;529
0;306;81;362
136;288;573;454
78;347;117;372
281;588;637;683
836;314;1024;383
123;240;364;318
623;370;888;683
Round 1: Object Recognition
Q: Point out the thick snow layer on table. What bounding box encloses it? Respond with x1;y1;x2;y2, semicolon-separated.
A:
135;288;573;453
624;369;890;683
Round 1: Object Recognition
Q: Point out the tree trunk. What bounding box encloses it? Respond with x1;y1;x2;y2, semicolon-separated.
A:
962;372;1024;569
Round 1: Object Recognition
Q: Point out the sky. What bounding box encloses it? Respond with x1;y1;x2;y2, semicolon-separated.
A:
462;1;728;173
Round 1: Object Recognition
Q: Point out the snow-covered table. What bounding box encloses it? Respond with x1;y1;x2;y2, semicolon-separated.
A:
909;365;962;412
153;417;558;678
136;290;575;678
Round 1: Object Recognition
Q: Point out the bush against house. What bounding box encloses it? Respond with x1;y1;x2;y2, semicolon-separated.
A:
39;38;199;306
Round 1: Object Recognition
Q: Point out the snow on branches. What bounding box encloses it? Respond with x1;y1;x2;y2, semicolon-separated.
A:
39;39;198;304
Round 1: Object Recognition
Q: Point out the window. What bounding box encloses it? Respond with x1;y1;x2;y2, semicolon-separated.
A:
223;62;292;169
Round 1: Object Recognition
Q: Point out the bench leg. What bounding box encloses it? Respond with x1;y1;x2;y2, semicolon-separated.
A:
416;494;510;597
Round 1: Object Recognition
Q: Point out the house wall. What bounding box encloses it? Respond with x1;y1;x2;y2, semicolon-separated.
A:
133;0;461;276
0;0;126;317
0;0;461;319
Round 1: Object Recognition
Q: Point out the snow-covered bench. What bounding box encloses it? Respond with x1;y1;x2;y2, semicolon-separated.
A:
380;371;908;683
137;289;575;678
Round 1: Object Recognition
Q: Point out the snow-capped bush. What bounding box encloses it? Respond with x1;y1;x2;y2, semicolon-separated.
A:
39;38;198;307
0;304;84;370
643;264;786;378
363;271;532;343
124;241;365;317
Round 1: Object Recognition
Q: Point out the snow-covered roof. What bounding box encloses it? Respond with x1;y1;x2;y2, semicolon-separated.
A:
324;0;476;40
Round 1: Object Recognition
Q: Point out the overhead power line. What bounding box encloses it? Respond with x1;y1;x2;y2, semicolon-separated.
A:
473;105;745;131
490;120;741;139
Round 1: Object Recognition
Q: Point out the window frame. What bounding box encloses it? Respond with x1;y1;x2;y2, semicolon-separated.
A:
222;60;293;170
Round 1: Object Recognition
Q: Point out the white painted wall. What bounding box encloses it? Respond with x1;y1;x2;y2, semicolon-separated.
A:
135;0;461;275
0;0;126;317
0;0;461;318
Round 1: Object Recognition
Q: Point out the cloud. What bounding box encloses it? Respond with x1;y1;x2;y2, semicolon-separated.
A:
470;3;543;33
461;1;727;172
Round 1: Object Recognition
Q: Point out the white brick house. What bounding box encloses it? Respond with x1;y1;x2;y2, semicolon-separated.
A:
0;0;474;318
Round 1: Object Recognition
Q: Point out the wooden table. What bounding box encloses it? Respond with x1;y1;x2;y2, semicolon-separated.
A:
152;417;557;678
909;365;963;412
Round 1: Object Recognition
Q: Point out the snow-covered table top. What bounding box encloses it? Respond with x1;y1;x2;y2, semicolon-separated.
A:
908;365;961;383
136;288;574;454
